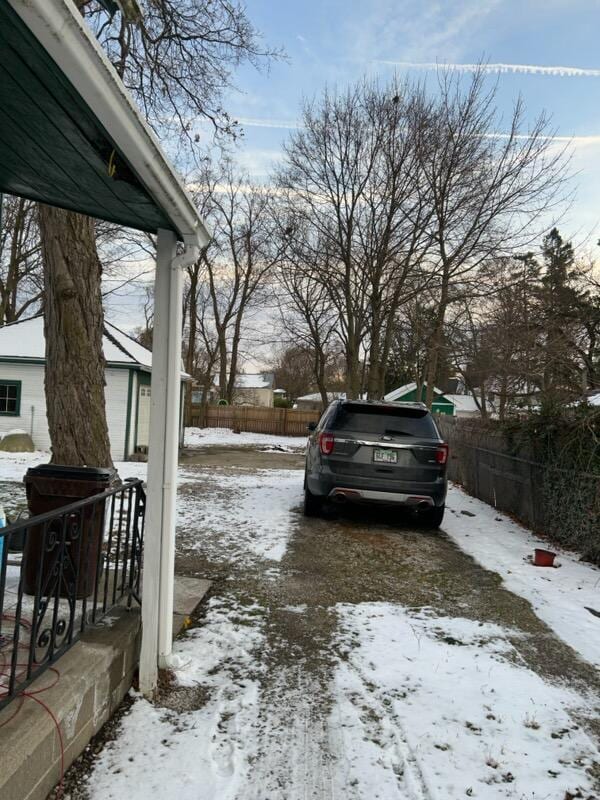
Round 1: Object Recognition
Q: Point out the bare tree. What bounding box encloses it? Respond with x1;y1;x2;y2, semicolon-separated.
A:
0;195;43;324
419;67;569;408
41;0;279;466
278;78;434;398
77;0;282;146
194;163;283;404
275;229;341;407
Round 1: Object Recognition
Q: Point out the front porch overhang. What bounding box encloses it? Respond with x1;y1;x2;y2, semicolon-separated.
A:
1;0;209;246
0;0;209;695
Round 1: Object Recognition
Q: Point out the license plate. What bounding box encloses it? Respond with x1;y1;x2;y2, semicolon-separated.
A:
373;448;397;464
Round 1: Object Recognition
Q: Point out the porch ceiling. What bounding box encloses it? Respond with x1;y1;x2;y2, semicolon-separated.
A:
0;1;209;245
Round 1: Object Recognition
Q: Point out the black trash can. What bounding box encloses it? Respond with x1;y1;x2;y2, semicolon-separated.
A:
23;465;119;598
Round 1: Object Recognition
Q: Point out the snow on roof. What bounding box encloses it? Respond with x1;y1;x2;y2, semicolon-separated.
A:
0;315;173;372
384;382;447;402
235;373;274;390
296;391;345;402
445;393;494;413
587;392;600;407
103;321;153;368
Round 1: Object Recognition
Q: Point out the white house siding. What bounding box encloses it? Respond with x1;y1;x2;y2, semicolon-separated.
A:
233;387;274;407
104;368;132;461
0;362;50;450
0;362;135;461
127;371;139;456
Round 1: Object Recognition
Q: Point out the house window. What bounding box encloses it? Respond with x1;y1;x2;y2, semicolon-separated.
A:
0;380;21;416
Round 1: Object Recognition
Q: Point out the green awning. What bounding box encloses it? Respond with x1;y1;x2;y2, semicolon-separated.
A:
0;2;174;234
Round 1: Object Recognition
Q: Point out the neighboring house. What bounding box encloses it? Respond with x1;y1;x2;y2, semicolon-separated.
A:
384;382;493;417
486;379;540;412
0;316;188;460
232;373;275;407
191;384;218;405
572;389;600;408
295;391;346;411
445;393;495;418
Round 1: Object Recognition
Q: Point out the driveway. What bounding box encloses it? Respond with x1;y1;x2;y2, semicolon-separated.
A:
80;439;600;799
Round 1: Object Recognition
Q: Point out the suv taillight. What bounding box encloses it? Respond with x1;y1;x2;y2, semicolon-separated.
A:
319;432;335;455
435;444;449;465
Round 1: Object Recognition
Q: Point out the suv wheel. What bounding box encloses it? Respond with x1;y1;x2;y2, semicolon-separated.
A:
419;504;445;529
303;482;323;517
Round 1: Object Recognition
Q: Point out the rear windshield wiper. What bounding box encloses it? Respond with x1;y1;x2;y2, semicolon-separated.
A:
384;428;414;437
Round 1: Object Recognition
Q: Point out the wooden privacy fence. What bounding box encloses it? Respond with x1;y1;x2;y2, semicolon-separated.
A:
189;404;320;436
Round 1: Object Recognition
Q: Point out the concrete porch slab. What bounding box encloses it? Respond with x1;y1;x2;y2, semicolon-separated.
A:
172;576;212;637
0;574;212;800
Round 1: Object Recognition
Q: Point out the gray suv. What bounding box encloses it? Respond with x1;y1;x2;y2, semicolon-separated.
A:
304;400;448;527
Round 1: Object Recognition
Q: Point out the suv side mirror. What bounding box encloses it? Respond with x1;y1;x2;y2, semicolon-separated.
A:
307;422;317;432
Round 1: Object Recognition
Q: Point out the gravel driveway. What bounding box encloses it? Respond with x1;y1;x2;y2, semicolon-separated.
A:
75;443;600;799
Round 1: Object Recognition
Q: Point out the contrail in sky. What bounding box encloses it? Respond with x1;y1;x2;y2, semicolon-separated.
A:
376;61;600;77
235;116;300;130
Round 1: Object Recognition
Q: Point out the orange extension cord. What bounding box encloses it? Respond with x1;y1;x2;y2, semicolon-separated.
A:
0;615;65;799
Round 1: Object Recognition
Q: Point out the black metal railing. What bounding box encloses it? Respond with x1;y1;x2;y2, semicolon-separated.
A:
0;479;145;709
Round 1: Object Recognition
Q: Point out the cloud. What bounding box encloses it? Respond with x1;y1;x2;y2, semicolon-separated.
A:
348;0;500;64
376;61;600;78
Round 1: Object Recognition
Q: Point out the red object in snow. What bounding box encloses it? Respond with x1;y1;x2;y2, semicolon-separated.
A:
533;548;556;567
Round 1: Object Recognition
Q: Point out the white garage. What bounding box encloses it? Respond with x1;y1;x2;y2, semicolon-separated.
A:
0;315;187;460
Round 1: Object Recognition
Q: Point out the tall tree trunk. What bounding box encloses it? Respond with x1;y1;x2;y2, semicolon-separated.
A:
38;206;113;468
479;384;488;419
184;263;199;426
425;277;449;408
314;348;329;409
226;311;245;405
217;326;228;401
366;319;383;399
345;338;361;399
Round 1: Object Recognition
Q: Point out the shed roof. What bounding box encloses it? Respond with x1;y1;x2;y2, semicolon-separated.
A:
445;394;494;413
384;382;452;404
296;392;346;402
0;315;158;371
236;373;275;390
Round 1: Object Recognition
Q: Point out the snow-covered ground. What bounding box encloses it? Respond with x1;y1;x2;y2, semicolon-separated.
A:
87;599;599;800
0;449;148;484
2;437;599;797
177;468;303;563
445;484;600;668
332;603;598;798
88;596;267;800
0;425;305;485
184;426;306;451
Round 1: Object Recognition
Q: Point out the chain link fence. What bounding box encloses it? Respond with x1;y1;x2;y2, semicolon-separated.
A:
436;415;600;564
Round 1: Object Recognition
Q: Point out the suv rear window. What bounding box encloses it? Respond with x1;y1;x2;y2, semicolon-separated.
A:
331;403;438;438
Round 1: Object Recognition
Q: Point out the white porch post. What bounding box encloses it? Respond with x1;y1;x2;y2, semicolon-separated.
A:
139;228;180;695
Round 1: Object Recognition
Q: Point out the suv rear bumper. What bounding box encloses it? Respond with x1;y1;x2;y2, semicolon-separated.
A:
306;472;447;507
329;487;435;506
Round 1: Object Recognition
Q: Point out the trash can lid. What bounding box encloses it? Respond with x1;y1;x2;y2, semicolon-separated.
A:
25;464;117;481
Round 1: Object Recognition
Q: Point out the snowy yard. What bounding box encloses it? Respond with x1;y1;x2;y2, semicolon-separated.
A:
0;430;598;798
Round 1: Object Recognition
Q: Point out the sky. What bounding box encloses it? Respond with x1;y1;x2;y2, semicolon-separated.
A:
105;0;600;338
226;0;600;238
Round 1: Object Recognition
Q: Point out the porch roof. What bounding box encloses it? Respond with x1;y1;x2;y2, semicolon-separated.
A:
0;0;209;245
